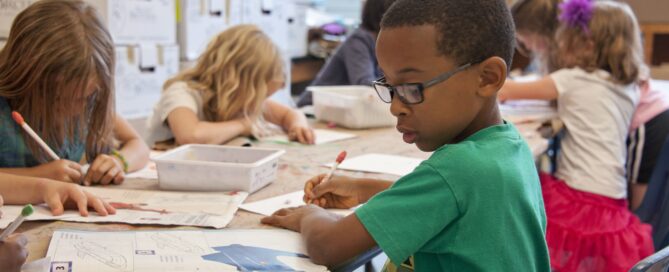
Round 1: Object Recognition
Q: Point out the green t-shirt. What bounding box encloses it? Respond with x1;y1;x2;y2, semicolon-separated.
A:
355;122;550;271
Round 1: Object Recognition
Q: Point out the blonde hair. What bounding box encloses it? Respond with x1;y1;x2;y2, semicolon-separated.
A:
165;25;284;123
0;0;114;163
555;1;645;85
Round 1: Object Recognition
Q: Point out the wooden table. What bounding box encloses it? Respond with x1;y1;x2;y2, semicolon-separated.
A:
18;121;549;270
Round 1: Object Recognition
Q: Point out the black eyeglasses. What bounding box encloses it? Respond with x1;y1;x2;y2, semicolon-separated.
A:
372;63;473;105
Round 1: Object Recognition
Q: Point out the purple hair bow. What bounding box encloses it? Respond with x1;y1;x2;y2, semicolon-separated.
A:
559;0;594;35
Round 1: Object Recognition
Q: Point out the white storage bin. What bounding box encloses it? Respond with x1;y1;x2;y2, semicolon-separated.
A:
309;85;395;129
153;145;285;193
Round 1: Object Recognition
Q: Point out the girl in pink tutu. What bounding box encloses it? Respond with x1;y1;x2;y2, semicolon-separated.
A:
499;0;654;271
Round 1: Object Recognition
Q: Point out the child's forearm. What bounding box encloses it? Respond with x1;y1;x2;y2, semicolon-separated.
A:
176;120;248;145
118;138;150;172
501;77;559;101
0;167;42;179
300;210;376;266
0;173;44;204
356;179;393;203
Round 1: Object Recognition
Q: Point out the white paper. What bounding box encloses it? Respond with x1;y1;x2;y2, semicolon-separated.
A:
125;161;158;180
511;74;541;83
325;153;423;176
260;129;357;145
499;99;557;123
102;0;177;44
115;45;179;119
240;191;354;217
0;187;247;229
209;0;225;14
46;229;327;272
138;43;158;69
21;257;51;272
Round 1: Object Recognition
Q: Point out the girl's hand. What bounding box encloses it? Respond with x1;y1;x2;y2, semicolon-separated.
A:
83;154;124;186
237;118;254;136
288;124;315;145
37;179;116;216
303;174;361;209
0;234;28;272
34;159;82;183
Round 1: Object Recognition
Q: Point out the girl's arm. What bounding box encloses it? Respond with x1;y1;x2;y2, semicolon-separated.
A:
0;172;114;216
166;107;252;145
113;116;149;172
0;160;82;183
263;100;315;144
498;76;559;101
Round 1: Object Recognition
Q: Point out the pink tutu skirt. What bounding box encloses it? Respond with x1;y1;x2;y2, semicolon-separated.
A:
540;173;654;272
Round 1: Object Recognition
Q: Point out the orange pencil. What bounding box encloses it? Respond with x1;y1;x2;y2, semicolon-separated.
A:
308;151;347;204
12;111;60;160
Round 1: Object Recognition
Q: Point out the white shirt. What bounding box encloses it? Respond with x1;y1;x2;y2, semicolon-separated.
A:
145;81;205;145
551;68;639;199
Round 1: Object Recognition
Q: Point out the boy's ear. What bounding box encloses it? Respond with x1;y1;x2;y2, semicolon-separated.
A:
476;57;507;98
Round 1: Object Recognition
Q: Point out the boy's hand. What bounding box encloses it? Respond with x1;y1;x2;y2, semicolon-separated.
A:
0;233;28;272
37;180;116;216
288;125;315;145
34;159;82;183
83;154;124;186
261;205;324;232
304;174;361;209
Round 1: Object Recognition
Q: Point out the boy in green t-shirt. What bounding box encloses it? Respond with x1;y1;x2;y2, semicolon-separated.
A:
262;0;550;271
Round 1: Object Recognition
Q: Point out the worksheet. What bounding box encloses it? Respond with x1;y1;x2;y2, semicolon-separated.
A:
124;161;158;179
240;191;355;217
0;187;247;229
260;129;357;145
46;229;327;272
499;99;557;124
325;153;423;176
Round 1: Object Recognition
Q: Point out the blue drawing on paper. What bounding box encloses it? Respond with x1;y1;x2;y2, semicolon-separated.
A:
202;244;309;271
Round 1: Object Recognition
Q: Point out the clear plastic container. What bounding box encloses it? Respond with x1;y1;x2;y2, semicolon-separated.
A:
153;145;285;193
309;85;395;129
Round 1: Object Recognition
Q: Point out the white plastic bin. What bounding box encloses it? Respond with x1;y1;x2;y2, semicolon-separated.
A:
308;85;395;129
153;145;285;193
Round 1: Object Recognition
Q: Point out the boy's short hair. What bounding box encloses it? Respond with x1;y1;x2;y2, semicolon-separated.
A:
381;0;515;69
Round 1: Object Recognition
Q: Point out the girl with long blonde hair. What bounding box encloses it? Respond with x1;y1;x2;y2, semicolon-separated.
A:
500;1;654;270
147;24;314;146
0;0;149;186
